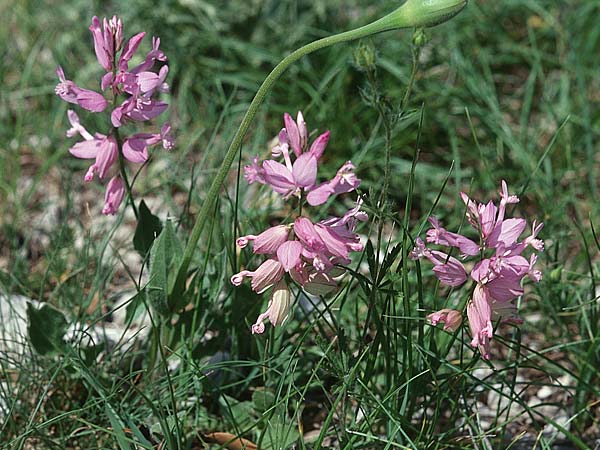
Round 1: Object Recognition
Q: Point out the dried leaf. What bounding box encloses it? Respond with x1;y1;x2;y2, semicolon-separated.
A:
205;432;257;450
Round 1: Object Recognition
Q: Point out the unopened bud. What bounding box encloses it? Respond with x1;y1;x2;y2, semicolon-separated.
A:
412;28;428;47
353;40;377;71
374;0;467;32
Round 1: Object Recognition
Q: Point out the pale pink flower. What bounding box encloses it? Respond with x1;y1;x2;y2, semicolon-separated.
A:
102;176;125;215
122;123;174;163
426;216;479;256
67;115;118;181
262;153;318;198
467;284;494;359
428;308;463;332
231;258;284;294
307;161;361;206
410;238;467;287
244;156;266;184
236;225;290;254
251;281;291;334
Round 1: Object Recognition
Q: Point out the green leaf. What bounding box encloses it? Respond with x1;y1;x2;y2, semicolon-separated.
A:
252;388;276;413
133;200;163;258
27;303;68;355
147;219;180;317
260;418;300;450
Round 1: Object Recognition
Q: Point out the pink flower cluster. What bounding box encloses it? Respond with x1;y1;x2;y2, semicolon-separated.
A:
244;112;360;206
411;181;544;359
233;112;366;334
55;16;173;215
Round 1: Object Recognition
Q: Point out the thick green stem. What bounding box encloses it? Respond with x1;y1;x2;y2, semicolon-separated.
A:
172;0;467;295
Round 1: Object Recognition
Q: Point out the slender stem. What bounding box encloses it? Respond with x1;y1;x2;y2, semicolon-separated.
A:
113;127;139;219
171;16;396;295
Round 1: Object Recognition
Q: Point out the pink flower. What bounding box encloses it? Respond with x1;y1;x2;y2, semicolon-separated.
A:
131;37;168;74
118;31;146;72
426;216;479;256
410;238;467;287
89;16;123;72
244;156;266;184
251;281;291;334
55;67;107;112
111;89;168;127
231;258;284;294
467;284;494;359
262;153;318;198
428;308;463;332
418;180;545;359
306;161;361;206
66;111;117;181
244;111;360;204
122;123;174;163
102;176;125;215
236;225;290;254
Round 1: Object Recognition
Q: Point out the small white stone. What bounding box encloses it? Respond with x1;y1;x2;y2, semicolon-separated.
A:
536;385;554;400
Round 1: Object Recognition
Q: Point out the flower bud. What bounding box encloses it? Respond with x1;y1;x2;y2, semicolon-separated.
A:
267;281;291;327
377;0;467;31
353;40;377;71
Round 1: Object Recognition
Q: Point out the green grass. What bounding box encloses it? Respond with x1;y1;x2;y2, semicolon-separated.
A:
1;0;600;449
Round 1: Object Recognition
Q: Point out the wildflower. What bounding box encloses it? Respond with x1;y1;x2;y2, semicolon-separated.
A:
428;308;462;332
251;281;291;334
55;67;107;112
122;122;174;163
236;225;291;254
102;176;125;215
234;112;366;334
57;16;172;216
244;112;360;202
231;258;284;294
413;180;543;358
66;111;118;181
307;161;362;206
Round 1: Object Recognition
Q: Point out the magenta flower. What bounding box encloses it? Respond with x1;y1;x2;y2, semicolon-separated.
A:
89;16;123;72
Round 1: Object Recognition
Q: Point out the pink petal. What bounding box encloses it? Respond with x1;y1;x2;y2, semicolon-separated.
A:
306;182;334;206
136;71;160;93
292;153;317;188
122;137;149;163
284;113;301;157
262;160;295;195
277;241;303;272
253;225;290;254
120;31;146;65
76;89;108;112
309;131;330;160
69;140;100;159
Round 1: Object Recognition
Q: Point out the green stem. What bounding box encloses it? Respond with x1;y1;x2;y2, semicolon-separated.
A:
172;0;467;295
114;128;138;219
